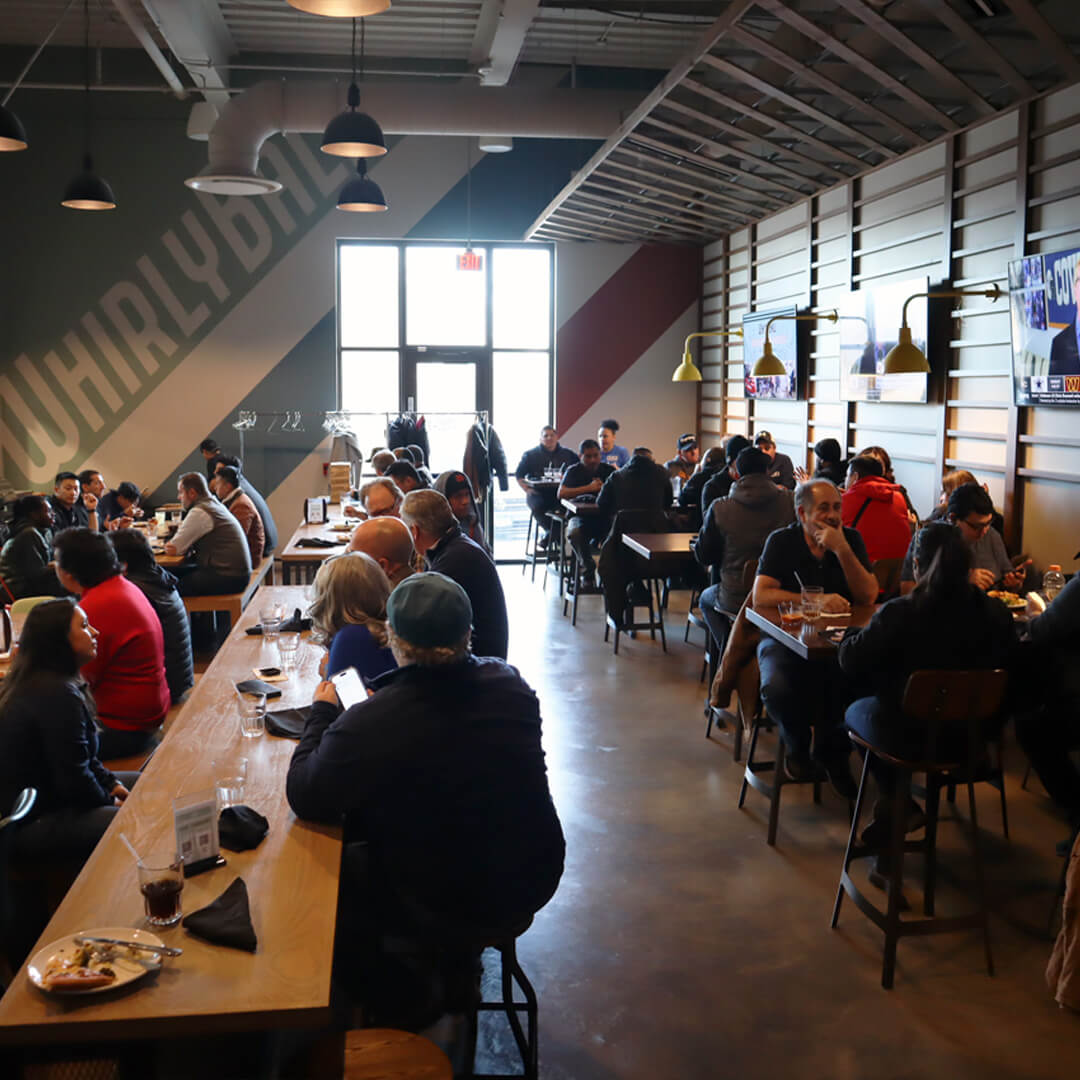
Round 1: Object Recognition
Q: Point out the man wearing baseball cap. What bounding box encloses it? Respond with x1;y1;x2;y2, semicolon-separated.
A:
433;470;489;553
753;430;796;490
287;572;565;1015
665;433;700;484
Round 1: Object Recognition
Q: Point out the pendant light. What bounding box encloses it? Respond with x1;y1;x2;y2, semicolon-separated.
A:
62;0;116;210
287;0;391;16
321;18;386;158
0;104;27;152
337;158;388;211
673;329;742;382
751;311;836;376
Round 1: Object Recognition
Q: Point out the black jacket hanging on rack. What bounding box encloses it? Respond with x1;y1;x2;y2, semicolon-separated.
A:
387;414;430;464
464;422;508;500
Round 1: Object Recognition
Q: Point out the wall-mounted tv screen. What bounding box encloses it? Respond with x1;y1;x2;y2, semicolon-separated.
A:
1009;245;1080;406
839;276;929;403
742;305;799;400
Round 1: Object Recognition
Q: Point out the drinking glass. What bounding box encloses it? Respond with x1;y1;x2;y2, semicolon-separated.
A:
259;602;285;642
277;632;301;673
800;585;824;622
778;600;803;624
213;757;248;809
238;693;267;738
137;852;184;927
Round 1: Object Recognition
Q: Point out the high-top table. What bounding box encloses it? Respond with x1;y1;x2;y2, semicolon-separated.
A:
0;586;341;1047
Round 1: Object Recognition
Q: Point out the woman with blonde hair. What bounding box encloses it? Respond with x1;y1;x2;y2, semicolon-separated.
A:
308;553;396;681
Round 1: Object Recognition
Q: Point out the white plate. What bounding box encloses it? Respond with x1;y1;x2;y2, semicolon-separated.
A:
28;927;166;995
329;523;353;533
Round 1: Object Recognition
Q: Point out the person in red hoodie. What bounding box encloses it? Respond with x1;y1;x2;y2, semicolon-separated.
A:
52;528;170;759
841;455;913;565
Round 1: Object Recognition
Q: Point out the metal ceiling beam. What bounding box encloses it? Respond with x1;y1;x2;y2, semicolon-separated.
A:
555;201;700;242
140;0;235;106
524;0;758;239
551;207;648;238
830;0;995;116
680;76;866;169
470;0;542;86
726;25;922;149
999;0;1080;82
700;54;893;158
571;190;713;238
657;96;845;183
586;174;747;229
753;0;959;134
600;158;756;222
111;0;186;96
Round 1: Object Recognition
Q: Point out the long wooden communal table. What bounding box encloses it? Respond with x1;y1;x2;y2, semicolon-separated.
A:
277;504;358;585
745;604;877;661
0;586;341;1047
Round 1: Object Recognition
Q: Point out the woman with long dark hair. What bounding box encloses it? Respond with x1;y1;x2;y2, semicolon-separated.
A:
0;599;139;867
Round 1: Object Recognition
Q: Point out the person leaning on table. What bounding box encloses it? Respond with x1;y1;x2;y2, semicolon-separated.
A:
0;598;138;869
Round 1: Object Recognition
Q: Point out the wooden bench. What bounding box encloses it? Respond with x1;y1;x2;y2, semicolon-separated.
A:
181;555;274;624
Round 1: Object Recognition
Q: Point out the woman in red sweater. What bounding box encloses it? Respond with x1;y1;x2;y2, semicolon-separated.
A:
53;528;169;759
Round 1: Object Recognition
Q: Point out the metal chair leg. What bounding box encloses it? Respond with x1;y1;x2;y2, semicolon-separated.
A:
832;748;873;928
881;779;910;990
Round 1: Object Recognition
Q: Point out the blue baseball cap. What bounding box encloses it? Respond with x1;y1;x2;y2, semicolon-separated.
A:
386;572;473;647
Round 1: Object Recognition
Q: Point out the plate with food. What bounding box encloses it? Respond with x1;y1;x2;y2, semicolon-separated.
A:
987;590;1026;610
329;523;354;533
28;927;166;995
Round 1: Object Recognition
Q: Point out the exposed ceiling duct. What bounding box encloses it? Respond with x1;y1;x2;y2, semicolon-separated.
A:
185;80;639;195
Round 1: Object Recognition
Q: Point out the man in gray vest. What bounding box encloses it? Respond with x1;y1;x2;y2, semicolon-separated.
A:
165;473;252;596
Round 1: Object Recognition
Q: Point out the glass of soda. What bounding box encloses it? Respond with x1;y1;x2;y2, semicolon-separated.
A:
138;853;184;927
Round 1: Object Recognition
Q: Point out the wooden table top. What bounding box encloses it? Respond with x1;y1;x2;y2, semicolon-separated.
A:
0;586;342;1045
746;604;877;662
278;505;356;565
560;497;602;515
621;532;697;560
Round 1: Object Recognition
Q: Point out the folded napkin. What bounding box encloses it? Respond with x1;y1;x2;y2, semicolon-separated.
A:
219;806;269;852
183;878;257;952
265;707;311;739
246;608;313;636
295;537;347;549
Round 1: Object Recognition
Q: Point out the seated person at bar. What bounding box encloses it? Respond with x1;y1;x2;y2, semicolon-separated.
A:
754;431;796;490
386;459;424;495
515;425;580;543
286;573;564;1016
50;471;97;531
598;418;630;469
838;524;1014;876
433;470;489;552
77;469;109;531
1016;572;1080;839
345;477;406;521
665;433;700;485
701;434;752;510
346;516;416;587
679;445;726;529
211;454;277;556
212;465;264;570
559;439;616;591
401;490;509;660
0;599;138;869
926;469;1007;542
841;454;912;564
109;529;194;705
199;437;220;482
406;444;435;487
899;482;1024;596
53;529;169;758
0;495;66;599
371;448;397;477
99;481;144;530
795;437;846;487
309;553;397;682
753;480;878;794
695;447;795;649
165;473;252;597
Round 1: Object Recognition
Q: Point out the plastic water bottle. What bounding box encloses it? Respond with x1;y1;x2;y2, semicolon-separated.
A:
1044;564;1065;603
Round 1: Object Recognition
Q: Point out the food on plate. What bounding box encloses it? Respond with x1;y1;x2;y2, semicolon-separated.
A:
39;940;143;991
44;968;117;992
987;590;1025;609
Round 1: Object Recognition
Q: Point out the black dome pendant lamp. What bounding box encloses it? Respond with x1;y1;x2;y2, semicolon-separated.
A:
321;18;386;158
336;158;388;212
62;0;116;210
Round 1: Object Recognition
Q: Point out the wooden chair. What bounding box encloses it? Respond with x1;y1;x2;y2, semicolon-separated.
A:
871;557;903;600
831;669;1007;989
343;1028;452;1079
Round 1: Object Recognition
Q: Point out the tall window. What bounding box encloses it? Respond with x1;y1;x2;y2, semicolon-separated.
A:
337;240;555;559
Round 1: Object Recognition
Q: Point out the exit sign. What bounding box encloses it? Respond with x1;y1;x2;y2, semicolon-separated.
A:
457;250;483;271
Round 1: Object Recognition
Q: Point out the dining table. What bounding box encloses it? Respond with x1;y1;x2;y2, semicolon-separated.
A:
0;586;342;1053
746;603;877;661
277;503;358;584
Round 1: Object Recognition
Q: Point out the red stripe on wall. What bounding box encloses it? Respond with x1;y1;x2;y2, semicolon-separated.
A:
556;244;701;431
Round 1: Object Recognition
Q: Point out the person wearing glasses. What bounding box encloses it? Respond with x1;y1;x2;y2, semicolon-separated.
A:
898;482;1026;595
345;478;406;521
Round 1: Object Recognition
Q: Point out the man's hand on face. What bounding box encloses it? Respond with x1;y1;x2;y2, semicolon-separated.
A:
969;568;995;590
821;593;852;614
812;523;848;554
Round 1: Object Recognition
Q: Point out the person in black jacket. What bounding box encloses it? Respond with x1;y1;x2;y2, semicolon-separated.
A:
558;439;615;591
211;455;277;556
0;495;66;600
514;425;579;538
795;438;847;487
753;431;796;490
400;490;509;660
679;445;726;530
109;529;194;705
701;435;751;511
838;523;1015;861
0;598;138;868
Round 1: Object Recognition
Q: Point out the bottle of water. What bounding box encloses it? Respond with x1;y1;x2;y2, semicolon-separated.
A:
1044;564;1065;603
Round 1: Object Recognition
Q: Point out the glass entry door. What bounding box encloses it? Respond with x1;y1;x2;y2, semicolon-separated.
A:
404;349;486;475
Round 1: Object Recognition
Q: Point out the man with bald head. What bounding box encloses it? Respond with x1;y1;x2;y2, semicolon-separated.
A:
347;516;416;587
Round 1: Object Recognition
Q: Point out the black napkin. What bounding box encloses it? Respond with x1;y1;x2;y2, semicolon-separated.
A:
246;608;313;636
265;706;311;739
183;878;257;952
234;678;283;698
295;537;346;549
219;806;269;851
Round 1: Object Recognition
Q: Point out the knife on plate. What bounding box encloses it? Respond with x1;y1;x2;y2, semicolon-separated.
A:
75;936;183;957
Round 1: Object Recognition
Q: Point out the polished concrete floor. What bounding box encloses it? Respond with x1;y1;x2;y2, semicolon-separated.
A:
495;566;1080;1080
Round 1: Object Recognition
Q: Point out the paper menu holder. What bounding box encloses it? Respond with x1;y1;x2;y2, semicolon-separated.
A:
304;496;328;524
173;789;226;878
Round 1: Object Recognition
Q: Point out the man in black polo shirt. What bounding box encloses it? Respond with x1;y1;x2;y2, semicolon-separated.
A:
754;430;796;490
49;472;98;531
514;425;579;540
558;438;615;591
753;479;878;794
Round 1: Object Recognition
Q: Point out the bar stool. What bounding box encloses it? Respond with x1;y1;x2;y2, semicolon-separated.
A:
831;669;1007;989
344;1028;452;1079
521;515;546;583
561;546;599;627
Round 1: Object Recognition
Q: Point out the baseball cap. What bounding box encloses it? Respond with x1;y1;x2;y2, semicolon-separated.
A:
441;472;473;499
754;430;774;447
386;572;473;648
735;447;770;476
677;433;698;452
725;434;751;464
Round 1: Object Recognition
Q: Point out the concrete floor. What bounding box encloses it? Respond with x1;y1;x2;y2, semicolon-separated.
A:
493;566;1080;1080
